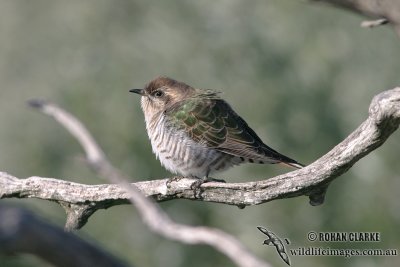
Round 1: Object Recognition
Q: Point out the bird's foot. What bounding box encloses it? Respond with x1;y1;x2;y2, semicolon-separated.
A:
207;177;226;183
190;176;226;198
166;176;185;188
190;176;226;190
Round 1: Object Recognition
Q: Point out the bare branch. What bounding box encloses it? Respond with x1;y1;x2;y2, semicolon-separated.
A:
0;205;129;267
361;18;389;28
1;87;400;217
313;0;400;34
2;87;400;266
24;101;270;267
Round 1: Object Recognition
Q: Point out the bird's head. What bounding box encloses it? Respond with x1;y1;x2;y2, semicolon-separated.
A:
130;77;195;114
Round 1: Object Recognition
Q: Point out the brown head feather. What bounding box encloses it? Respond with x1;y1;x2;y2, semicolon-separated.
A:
144;77;193;96
140;77;196;113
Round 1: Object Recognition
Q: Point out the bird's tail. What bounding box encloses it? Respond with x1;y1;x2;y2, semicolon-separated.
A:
260;144;305;169
280;161;305;169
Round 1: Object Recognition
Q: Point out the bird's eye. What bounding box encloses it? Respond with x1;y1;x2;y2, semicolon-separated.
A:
153;90;164;97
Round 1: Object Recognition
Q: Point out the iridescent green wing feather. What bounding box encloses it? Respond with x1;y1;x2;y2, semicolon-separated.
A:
166;90;227;147
211;99;284;163
165;90;299;165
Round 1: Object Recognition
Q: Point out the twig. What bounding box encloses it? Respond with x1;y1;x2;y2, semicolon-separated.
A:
312;0;400;35
361;18;389;28
25;100;270;267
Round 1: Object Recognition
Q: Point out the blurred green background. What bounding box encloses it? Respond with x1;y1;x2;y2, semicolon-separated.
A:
1;0;399;266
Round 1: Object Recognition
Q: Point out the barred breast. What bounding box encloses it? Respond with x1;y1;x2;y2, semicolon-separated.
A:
145;113;242;177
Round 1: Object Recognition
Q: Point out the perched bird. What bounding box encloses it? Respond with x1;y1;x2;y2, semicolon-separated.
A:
130;77;303;184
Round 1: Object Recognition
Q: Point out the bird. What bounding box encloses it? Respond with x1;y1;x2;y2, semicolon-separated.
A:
257;226;291;266
130;77;303;185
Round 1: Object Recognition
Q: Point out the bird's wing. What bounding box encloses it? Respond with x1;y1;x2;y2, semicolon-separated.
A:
279;251;291;266
257;226;273;239
166;96;302;166
166;97;228;147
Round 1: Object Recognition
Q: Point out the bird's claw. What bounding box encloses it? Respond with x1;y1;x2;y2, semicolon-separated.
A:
190;177;226;198
166;176;185;188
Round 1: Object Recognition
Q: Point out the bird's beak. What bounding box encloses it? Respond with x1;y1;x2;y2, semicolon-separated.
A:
129;89;145;96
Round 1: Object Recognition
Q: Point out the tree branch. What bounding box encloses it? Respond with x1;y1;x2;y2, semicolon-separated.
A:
1;87;400;267
0;205;129;267
19;100;271;267
314;0;400;35
1;87;400;226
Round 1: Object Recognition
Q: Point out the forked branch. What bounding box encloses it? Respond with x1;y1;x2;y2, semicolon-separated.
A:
1;87;400;266
2;88;400;224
